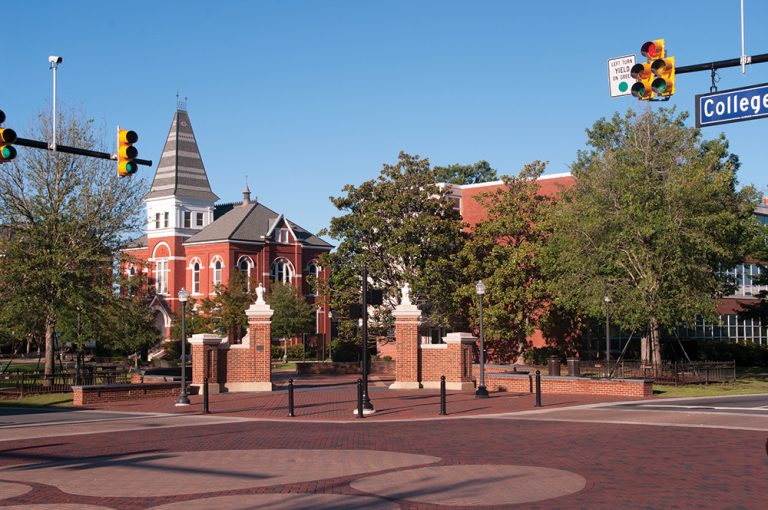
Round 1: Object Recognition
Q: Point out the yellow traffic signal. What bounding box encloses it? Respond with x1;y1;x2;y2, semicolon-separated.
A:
630;62;654;100
0;110;17;164
651;56;675;97
633;39;675;100
117;129;139;176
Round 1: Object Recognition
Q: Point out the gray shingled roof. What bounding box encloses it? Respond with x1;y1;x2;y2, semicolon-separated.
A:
145;109;219;202
185;201;332;250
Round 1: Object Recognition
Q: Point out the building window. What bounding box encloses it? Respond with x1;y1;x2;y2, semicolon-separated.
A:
192;261;200;294
237;256;254;290
307;261;319;295
271;258;294;284
212;258;223;287
184;211;191;228
196;212;204;227
155;259;169;295
128;266;136;278
276;228;290;243
164;212;169;228
155;213;161;229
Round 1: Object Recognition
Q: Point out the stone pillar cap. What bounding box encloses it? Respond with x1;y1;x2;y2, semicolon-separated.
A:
188;333;226;345
443;332;477;345
246;302;274;319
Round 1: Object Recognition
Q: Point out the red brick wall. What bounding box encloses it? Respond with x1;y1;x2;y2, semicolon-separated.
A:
485;373;652;398
420;344;473;383
72;383;179;406
395;319;420;382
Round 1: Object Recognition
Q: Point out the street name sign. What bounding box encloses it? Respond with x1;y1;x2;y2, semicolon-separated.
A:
696;83;768;127
608;54;636;97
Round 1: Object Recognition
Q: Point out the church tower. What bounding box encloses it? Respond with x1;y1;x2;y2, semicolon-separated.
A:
144;104;218;315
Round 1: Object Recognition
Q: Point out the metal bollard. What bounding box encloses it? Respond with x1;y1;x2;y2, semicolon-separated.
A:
203;376;210;414
535;370;542;407
288;378;295;417
529;373;533;393
357;378;364;418
439;375;447;415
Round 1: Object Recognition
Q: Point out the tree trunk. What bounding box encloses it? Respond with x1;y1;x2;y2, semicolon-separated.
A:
641;334;651;367
44;314;56;386
650;318;663;374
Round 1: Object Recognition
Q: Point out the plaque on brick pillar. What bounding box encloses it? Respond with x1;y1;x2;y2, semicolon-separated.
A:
389;283;422;390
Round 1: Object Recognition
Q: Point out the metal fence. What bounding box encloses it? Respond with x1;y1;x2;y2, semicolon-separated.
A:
578;360;736;385
0;367;131;397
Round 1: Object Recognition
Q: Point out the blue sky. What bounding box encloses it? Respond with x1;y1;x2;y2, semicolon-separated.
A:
5;1;768;237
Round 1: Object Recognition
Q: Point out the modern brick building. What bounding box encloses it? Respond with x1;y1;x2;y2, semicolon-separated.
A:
123;106;332;351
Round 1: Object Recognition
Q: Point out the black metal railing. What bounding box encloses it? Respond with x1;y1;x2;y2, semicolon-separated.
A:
0;368;131;396
578;360;736;385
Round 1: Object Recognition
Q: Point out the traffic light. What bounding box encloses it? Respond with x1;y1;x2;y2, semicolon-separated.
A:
0;110;17;164
630;62;654;100
632;39;675;100
117;129;139;176
651;56;675;97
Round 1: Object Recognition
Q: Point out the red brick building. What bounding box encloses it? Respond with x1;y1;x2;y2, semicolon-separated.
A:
123;107;332;348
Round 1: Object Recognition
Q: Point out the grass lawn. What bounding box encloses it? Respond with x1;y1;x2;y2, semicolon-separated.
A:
654;374;768;398
0;392;73;407
271;362;297;371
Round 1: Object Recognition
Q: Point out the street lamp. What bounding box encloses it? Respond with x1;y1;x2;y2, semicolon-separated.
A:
475;279;489;398
604;295;612;364
326;311;333;361
48;55;63;151
176;287;190;406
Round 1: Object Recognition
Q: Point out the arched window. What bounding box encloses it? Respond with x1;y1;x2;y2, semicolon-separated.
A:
212;258;223;287
237;256;254;290
270;258;294;284
192;261;201;294
152;243;171;296
306;260;320;296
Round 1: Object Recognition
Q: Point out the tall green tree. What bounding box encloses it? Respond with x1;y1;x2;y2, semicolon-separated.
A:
320;151;467;337
0;109;146;381
458;161;554;362
199;271;255;342
433;160;498;185
548;107;758;369
269;283;315;360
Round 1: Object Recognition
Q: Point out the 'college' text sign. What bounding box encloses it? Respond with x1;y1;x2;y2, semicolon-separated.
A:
696;83;768;128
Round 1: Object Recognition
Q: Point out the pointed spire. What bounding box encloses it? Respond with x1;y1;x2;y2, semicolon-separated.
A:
145;108;219;202
242;177;251;205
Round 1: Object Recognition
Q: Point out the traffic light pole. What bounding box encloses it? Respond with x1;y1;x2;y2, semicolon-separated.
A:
676;52;768;75
13;137;152;167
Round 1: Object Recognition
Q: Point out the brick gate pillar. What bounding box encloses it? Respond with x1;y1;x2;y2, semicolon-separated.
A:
241;285;274;391
189;333;224;394
389;283;422;389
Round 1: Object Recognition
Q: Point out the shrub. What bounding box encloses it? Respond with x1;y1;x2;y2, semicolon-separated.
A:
331;338;360;362
523;346;566;366
696;341;768;367
271;345;283;360
287;344;304;360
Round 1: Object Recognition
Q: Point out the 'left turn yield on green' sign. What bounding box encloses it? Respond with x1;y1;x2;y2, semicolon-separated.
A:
608;54;636;98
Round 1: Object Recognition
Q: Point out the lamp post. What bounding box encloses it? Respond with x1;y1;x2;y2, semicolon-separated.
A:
48;55;63;151
176;288;190;406
604;295;611;364
326;311;333;361
361;265;373;411
75;306;81;386
475;279;489;398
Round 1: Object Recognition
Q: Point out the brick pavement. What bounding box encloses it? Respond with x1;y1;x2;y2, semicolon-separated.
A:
0;376;766;509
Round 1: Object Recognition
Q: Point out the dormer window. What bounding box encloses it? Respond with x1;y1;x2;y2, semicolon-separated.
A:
184;211;191;228
164;212;169;228
276;228;290;243
155;213;161;229
196;212;204;227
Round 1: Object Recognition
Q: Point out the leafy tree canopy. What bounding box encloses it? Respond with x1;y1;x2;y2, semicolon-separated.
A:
547;107;759;366
433;160;498;185
320;151;467;336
